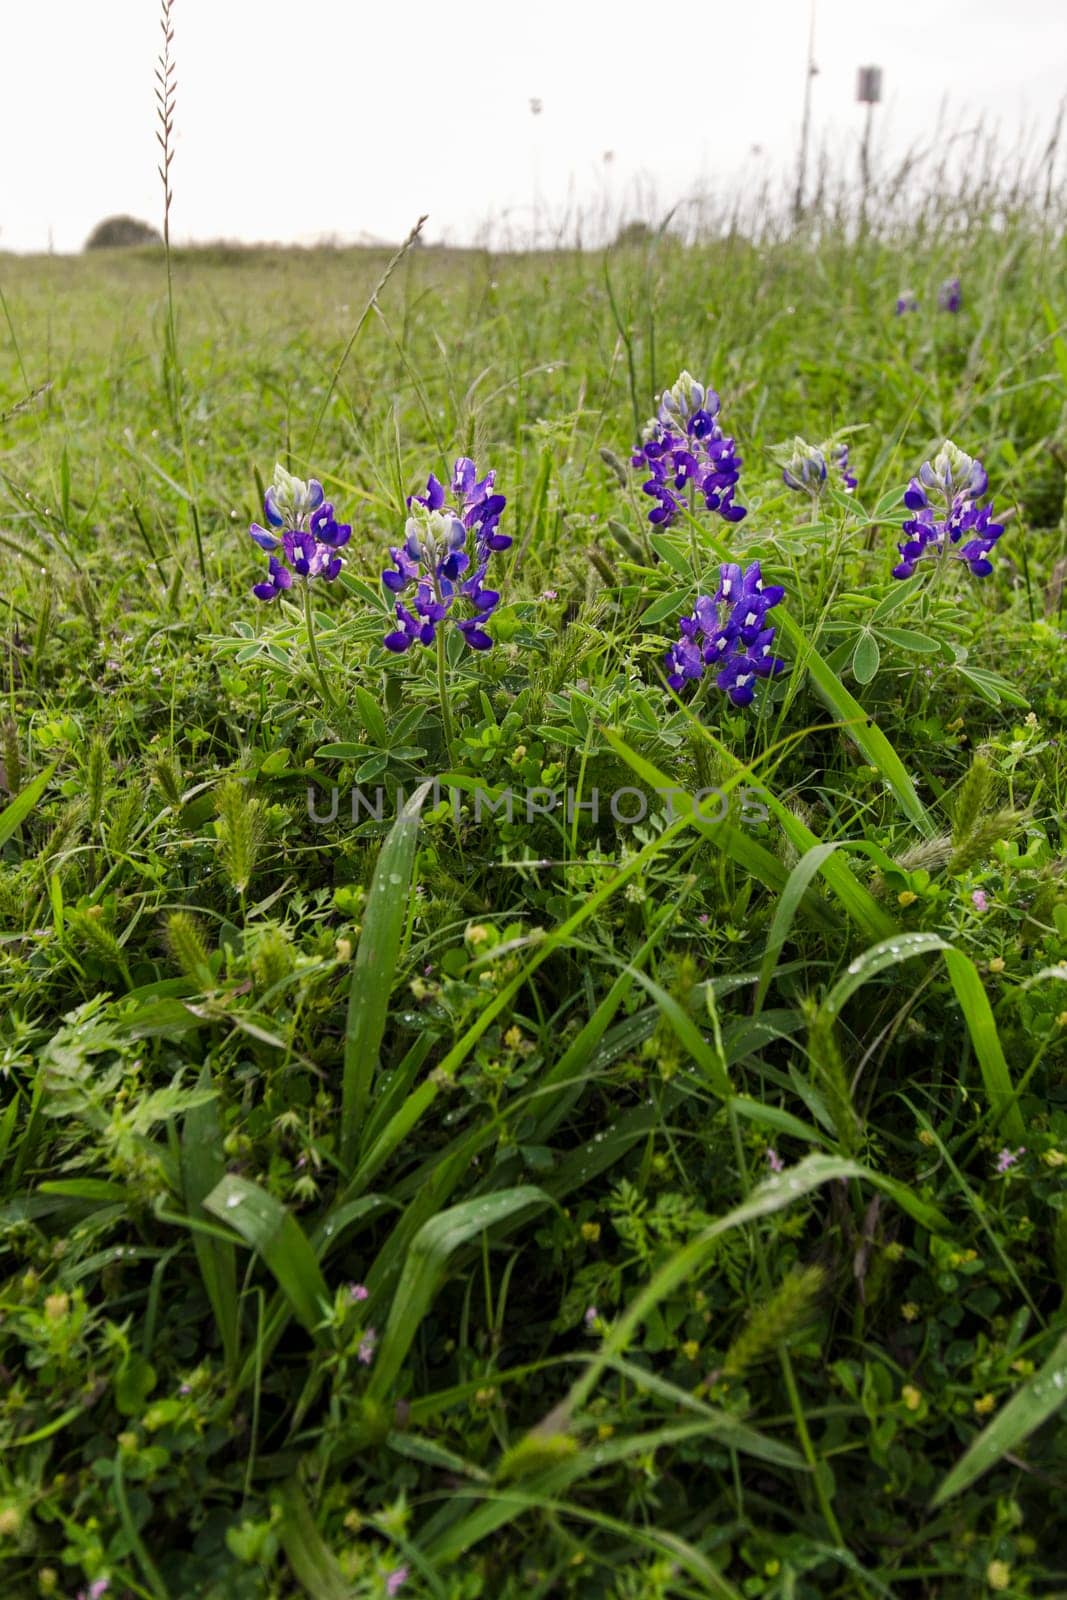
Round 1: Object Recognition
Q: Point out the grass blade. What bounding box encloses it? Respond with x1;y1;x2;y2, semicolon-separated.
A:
367;1187;551;1399
203;1175;330;1339
342;778;434;1167
180;1066;238;1373
0;760;57;851
932;1329;1067;1506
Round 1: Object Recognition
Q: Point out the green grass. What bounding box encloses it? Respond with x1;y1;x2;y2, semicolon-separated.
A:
1;211;1067;1600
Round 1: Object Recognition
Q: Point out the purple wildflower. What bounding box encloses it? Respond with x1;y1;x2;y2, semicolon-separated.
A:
938;277;962;313
782;437;857;497
892;441;1003;580
995;1146;1024;1173
766;1148;785;1174
631;371;746;528
382;458;509;653
386;1567;410;1596
358;1328;378;1365
76;1583;110;1600
584;1306;598;1327
664;561;785;707
833;444;858;493
972;890;989;912
781;438;828;494
348;1282;369;1302
250;464;350;601
896;290;919;315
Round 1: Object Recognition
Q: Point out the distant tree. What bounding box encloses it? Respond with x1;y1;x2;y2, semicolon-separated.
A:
84;216;162;250
613;219;654;247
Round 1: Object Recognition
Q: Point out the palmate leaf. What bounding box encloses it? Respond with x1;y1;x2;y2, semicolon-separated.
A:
932;1329;1067;1505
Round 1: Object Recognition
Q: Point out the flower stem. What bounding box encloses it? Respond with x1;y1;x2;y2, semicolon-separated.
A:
301;582;342;720
436;626;457;767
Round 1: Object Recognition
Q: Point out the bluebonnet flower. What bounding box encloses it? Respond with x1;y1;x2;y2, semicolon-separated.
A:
382;457;509;653
938;276;962;312
781;437;828;494
896;290;919;315
892;440;1004;580
665;560;785;707
833;444;858;492
631;370;746;528
781;437;857;496
250;463;350;602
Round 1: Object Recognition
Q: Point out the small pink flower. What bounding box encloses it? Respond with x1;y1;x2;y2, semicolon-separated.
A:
540;588;558;601
698;913;710;926
348;1282;369;1302
995;1146;1025;1173
358;1328;378;1365
766;1148;785;1174
584;1306;598;1327
386;1567;409;1596
972;890;988;912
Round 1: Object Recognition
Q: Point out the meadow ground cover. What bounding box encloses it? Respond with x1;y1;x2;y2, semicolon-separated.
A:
1;204;1067;1600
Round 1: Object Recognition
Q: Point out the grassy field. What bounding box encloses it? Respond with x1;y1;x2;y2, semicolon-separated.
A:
1;210;1067;1600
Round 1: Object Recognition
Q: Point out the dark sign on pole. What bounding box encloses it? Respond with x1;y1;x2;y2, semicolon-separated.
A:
857;66;883;104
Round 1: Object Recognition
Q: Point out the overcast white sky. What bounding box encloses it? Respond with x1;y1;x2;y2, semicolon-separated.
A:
2;0;1066;253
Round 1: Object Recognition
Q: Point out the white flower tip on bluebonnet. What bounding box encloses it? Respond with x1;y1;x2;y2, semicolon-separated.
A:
268;462;325;527
659;370;705;424
782;436;827;491
405;506;465;565
924;440;986;501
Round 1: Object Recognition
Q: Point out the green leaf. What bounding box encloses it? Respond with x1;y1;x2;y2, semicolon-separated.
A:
775;610;933;835
556;1155;870;1420
943;948;1026;1143
727;1096;827;1147
367;1188;551;1399
932;1330;1067;1505
342;780;434;1166
821;932;952;1020
354;684;389;746
181;1066;239;1372
203;1175;330;1338
276;1481;356;1600
755;842;841;1012
628;969;730;1096
648;532;693;578
315;742;366;760
852;631;881;685
601;727;893;941
115;1350;157;1416
0;761;57;850
878;626;942;654
639;588;691;626
868;579;914;620
956;665;1030;709
822;934;1025;1143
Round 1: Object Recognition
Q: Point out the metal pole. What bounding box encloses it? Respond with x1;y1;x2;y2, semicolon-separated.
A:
793;0;817;224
